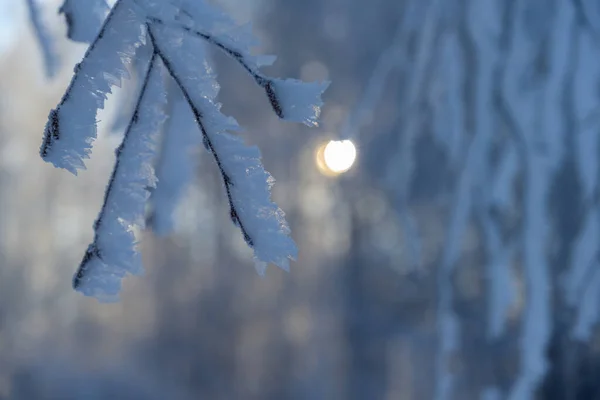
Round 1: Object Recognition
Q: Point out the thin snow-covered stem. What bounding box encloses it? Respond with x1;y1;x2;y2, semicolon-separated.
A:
468;0;517;344
40;0;125;161
508;141;552;400
147;24;253;247
435;142;473;400
505;0;573;396
146;16;286;118
73;50;158;289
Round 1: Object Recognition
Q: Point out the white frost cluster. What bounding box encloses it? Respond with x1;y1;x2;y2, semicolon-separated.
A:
73;54;166;300
40;0;329;301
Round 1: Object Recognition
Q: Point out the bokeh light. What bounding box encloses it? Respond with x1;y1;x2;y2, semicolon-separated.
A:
316;140;357;176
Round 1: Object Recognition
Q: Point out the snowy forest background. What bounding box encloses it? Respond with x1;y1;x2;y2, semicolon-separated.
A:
1;0;600;399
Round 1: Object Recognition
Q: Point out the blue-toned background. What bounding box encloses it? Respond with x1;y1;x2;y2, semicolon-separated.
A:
0;0;599;399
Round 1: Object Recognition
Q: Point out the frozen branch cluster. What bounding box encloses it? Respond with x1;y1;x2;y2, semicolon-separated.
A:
350;0;600;398
39;0;329;301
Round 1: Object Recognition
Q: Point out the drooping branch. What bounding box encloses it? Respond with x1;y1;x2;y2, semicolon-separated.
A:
40;0;327;299
40;0;146;174
146;16;328;127
147;25;253;247
73;50;166;299
146;18;271;89
147;22;298;272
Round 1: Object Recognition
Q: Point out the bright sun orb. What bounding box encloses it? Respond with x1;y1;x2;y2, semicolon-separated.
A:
317;140;357;175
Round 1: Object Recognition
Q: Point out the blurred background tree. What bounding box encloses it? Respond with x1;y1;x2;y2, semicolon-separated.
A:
1;0;600;399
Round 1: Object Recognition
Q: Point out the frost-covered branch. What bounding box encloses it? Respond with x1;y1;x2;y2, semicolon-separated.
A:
146;16;328;126
73;51;166;299
147;23;298;272
40;0;329;299
502;0;573;397
147;24;253;245
40;0;145;174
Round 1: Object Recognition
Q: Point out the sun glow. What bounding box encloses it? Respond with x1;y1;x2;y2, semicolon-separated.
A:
316;140;357;176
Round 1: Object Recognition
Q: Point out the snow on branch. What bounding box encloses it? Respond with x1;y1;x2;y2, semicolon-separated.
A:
73;52;166;300
147;23;298;273
40;0;146;174
40;0;329;299
143;3;329;126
